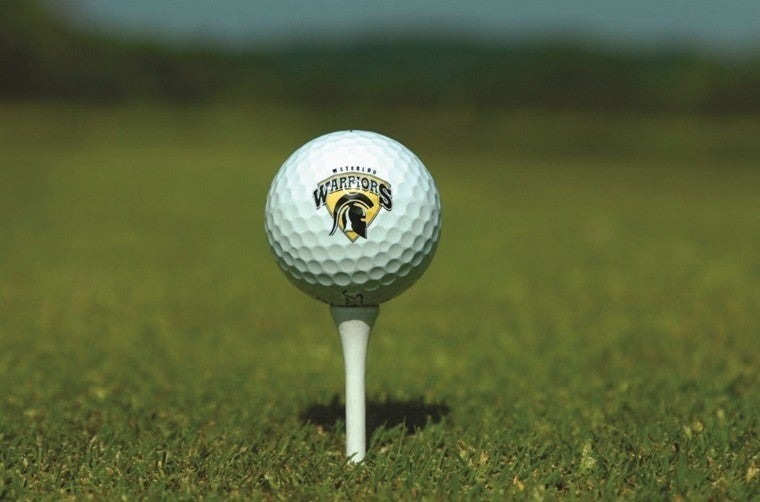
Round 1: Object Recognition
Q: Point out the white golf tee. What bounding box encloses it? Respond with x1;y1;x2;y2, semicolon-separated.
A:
330;305;379;463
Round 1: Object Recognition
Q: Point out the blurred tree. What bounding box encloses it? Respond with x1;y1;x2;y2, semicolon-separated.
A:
2;0;759;114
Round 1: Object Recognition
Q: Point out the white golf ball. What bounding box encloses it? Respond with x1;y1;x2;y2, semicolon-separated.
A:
264;130;441;306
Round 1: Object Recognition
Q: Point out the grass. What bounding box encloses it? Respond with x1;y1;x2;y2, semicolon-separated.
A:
1;102;759;499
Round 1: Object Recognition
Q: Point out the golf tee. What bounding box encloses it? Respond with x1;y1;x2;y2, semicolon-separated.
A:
330;305;379;463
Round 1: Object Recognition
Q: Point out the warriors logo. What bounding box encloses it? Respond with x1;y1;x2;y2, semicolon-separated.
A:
313;166;392;242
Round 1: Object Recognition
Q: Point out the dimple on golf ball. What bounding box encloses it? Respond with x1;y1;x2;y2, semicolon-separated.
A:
264;130;442;306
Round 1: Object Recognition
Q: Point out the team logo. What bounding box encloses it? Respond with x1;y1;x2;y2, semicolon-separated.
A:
313;166;392;242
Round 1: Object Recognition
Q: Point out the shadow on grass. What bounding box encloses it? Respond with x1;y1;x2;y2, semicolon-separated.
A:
300;395;450;436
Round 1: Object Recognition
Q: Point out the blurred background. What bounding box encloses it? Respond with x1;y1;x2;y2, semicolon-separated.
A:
3;0;760;113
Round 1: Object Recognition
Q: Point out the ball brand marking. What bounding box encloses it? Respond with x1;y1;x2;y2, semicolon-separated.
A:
313;168;393;242
342;290;365;306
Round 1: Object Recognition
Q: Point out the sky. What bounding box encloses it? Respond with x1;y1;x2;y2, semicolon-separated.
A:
59;0;760;52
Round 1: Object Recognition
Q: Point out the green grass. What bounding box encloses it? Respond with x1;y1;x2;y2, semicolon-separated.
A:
1;102;759;499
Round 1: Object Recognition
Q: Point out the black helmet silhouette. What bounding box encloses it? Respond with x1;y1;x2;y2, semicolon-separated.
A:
330;192;375;238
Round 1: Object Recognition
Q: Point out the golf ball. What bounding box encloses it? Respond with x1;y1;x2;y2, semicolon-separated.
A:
264;130;441;306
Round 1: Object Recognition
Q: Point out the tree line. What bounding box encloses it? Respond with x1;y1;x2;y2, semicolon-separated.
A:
2;1;759;114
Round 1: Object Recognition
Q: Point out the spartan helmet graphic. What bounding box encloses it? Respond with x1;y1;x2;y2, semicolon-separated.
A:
329;192;375;239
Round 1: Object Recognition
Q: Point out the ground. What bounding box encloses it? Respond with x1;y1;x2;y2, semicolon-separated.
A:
1;103;759;498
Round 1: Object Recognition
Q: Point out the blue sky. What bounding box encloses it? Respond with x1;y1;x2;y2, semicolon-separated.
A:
60;0;760;52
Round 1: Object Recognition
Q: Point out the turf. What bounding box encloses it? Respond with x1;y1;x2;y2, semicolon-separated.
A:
1;103;759;499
